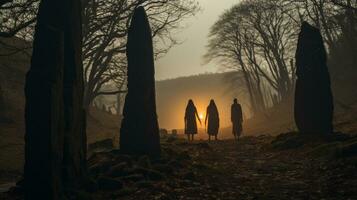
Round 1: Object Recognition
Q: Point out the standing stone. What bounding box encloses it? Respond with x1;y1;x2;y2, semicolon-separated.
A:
62;0;87;191
24;0;86;199
120;7;161;158
24;1;64;198
0;83;5;118
294;22;334;134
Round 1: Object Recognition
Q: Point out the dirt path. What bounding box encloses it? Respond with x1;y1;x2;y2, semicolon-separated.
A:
187;138;317;200
120;137;356;200
1;136;356;200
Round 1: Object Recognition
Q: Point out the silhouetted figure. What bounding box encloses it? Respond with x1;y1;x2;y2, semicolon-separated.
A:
24;0;86;198
120;7;161;158
295;22;334;134
231;98;243;140
205;99;220;141
184;99;201;141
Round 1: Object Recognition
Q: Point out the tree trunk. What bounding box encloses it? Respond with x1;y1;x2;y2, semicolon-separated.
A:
120;7;161;158
24;0;86;198
83;81;95;112
294;22;334;135
241;66;257;114
235;53;257;114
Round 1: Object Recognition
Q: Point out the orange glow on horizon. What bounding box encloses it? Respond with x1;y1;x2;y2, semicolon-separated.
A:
199;113;204;120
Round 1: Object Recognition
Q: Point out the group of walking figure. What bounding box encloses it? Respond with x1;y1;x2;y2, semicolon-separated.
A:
184;99;243;141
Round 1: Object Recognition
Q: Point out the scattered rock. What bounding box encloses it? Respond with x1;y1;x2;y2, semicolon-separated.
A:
168;160;183;169
195;142;210;149
146;169;165;181
152;164;173;175
136;180;155;188
271;132;305;150
106;162;128;177
183;171;195;180
89;160;113;175
177;151;191;161
122;174;145;182
137;155;151;168
97;177;123;190
88;139;114;152
165;135;179;143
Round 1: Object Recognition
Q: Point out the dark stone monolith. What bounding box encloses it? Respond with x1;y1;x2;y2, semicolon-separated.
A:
24;0;86;199
294;22;334;134
120;7;161;158
0;83;4;118
62;0;87;192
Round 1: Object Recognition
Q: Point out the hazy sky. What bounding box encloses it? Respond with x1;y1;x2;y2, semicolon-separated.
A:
155;0;238;80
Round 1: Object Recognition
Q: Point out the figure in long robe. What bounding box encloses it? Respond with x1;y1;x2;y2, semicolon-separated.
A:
205;99;220;141
231;98;243;140
184;99;201;141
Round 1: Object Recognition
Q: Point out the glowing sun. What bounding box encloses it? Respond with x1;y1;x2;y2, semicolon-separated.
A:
199;113;204;120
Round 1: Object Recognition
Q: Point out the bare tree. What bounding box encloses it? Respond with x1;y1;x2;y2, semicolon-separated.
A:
0;0;37;38
81;0;199;110
205;0;297;114
330;0;357;11
244;0;297;100
280;0;357;50
204;7;260;113
1;0;200;110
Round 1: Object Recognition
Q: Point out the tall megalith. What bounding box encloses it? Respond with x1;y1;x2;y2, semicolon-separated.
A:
0;83;5;119
120;7;161;158
294;22;334;134
24;0;86;199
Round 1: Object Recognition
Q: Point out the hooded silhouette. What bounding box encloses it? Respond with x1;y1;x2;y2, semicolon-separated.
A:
231;98;243;140
205;99;220;140
294;21;334;134
184;99;201;141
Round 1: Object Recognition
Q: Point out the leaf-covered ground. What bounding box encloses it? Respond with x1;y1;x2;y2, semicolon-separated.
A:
2;134;357;200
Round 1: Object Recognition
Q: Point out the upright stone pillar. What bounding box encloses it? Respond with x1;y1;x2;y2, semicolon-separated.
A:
294;22;334;134
24;0;86;198
24;1;65;198
0;83;5;119
120;7;161;158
